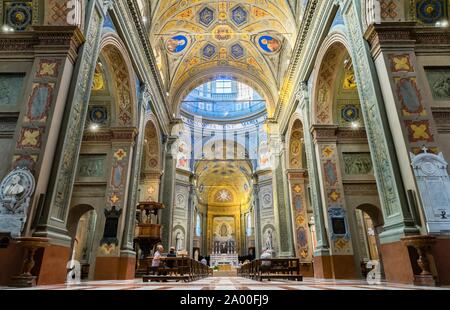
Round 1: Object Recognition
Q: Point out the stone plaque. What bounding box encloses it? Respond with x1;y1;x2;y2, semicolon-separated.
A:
426;67;450;100
0;74;25;106
342;152;373;175
411;150;450;234
77;154;106;178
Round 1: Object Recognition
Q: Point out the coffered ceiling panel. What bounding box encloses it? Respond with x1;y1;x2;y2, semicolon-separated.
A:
149;0;297;116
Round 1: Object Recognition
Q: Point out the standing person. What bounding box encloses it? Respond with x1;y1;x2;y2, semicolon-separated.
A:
151;244;164;275
260;247;272;274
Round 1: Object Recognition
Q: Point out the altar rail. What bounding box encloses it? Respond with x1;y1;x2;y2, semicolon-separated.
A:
238;258;303;281
143;257;211;282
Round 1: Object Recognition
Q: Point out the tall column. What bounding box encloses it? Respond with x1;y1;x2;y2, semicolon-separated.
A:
287;169;314;275
269;132;295;257
159;136;177;249
186;181;196;255
118;86;150;278
93;128;137;280
297;87;332;276
311;125;359;279
343;4;424;284
362;22;450;284
252;180;262;258
240;211;246;255
5;2;105;286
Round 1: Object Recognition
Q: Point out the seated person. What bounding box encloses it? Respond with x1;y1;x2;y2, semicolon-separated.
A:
166;247;177;270
260;248;272;273
200;257;208;266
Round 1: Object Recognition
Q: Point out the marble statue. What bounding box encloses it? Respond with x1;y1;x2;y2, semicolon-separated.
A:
176;231;184;251
0;168;35;237
265;229;273;251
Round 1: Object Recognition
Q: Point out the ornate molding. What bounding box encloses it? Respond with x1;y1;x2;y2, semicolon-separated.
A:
365;22;450;57
0;26;85;63
311;124;338;143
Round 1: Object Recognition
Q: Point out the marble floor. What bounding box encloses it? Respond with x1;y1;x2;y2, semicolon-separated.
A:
2;277;450;290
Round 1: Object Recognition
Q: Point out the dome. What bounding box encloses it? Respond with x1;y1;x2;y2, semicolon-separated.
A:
181;78;266;121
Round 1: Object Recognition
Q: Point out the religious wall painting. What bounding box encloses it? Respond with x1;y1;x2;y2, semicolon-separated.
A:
342;153;374;175
176;141;190;170
343;69;357;90
395;78;426;116
231;5;248;26
111;164;125;189
198;6;214;27
324;160;338;186
166;35;188;53
77;155;106;178
293;194;303;212
89;106;108;124
405;120;434;142
426;67;450;100
416;0;447;24
36;59;61;78
389;54;414;73
258;35;281;53
297;227;308;248
4;1;33;31
92;62;106;91
0;73;25;106
16;126;44;149
25;83;55;122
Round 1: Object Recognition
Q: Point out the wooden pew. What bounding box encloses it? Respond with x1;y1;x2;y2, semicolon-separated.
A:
143;257;210;282
239;258;303;281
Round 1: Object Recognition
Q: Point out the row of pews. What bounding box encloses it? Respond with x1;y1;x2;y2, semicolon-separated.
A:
238;258;304;281
143;257;211;282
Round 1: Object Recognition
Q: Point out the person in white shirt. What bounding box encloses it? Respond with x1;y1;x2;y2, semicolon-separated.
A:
151;245;164;275
260;248;272;272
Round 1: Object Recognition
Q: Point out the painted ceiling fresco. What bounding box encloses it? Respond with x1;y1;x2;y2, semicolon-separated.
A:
150;0;297;116
194;160;253;208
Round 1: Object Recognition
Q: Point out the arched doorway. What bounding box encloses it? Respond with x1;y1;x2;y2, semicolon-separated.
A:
68;34;138;280
310;34;385;279
286;117;315;276
354;204;385;279
67;205;97;280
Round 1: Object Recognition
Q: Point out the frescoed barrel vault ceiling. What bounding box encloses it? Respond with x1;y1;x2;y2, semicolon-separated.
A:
149;0;298;116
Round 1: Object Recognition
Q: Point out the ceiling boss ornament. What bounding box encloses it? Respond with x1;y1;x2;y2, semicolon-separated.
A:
215;189;232;202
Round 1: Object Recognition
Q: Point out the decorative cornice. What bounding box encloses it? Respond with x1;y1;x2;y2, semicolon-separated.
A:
364;22;450;57
287;169;308;179
0;26;85;63
83;127;138;143
310;124;338;143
